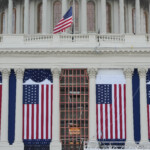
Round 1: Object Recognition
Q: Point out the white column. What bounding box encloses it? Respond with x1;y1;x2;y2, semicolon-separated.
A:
5;9;8;34
138;68;149;146
16;3;21;34
124;68;134;145
0;69;10;145
101;0;106;34
62;0;67;17
119;0;125;34
149;0;150;34
135;0;141;34
24;0;29;34
50;68;62;150
88;68;98;146
13;69;24;150
42;0;48;34
8;0;13;34
81;0;87;34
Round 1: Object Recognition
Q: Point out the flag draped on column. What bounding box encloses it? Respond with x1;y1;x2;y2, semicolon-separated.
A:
146;69;150;140
23;69;53;145
0;72;2;139
8;70;16;144
96;69;126;141
132;69;140;142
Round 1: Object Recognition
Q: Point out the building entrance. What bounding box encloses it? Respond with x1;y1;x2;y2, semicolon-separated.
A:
60;69;89;150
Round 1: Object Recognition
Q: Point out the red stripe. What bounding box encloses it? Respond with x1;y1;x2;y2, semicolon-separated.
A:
31;104;34;139
100;104;103;139
36;104;39;139
96;104;98;139
114;84;118;139
54;21;73;33
124;84;126;139
23;104;24;139
51;85;53;139
147;105;150;139
54;17;73;29
46;85;49;139
0;85;2;136
110;104;113;139
41;85;44;139
27;104;29;139
105;104;108;139
119;84;123;139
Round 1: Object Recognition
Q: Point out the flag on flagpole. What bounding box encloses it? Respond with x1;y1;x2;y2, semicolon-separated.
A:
53;7;73;34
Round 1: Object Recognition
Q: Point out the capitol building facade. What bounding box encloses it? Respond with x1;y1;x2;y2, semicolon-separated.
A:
0;0;150;150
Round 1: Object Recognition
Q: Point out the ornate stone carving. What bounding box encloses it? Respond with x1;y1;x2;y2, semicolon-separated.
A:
138;68;148;78
1;68;10;79
123;68;133;78
15;68;24;79
52;68;61;78
88;68;97;78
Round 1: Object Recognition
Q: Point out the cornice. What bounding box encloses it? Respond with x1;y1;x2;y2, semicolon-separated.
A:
0;47;150;56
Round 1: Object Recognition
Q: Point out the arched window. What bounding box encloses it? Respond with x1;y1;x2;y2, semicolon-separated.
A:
132;8;135;34
12;8;16;34
53;1;62;28
87;1;95;32
37;3;42;33
1;12;5;34
70;0;79;33
144;11;148;33
106;3;111;33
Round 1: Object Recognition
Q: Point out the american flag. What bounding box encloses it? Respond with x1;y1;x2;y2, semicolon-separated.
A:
96;70;126;141
23;79;53;141
0;73;2;139
53;7;73;34
147;77;150;139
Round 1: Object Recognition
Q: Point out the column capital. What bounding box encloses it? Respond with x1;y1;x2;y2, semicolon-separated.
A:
52;68;61;78
138;68;148;78
123;68;134;78
88;68;98;78
15;68;24;79
1;68;10;79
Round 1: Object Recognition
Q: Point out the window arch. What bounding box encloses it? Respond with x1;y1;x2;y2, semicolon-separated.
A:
70;0;79;33
12;8;16;34
106;2;111;33
144;11;148;33
1;12;5;34
87;1;95;32
132;8;135;34
37;2;42;33
53;1;62;28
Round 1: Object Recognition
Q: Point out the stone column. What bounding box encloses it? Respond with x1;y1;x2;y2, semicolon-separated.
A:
135;0;141;34
8;0;13;34
88;68;98;146
62;0;67;17
124;68;134;145
50;68;62;150
42;0;47;34
81;0;87;34
101;0;106;34
0;69;10;146
149;0;150;34
24;0;29;34
138;68;149;146
13;69;24;150
119;0;125;34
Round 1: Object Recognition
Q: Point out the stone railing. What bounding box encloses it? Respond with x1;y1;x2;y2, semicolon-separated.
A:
97;34;125;42
0;35;3;42
24;34;53;42
23;34;125;43
84;141;150;150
